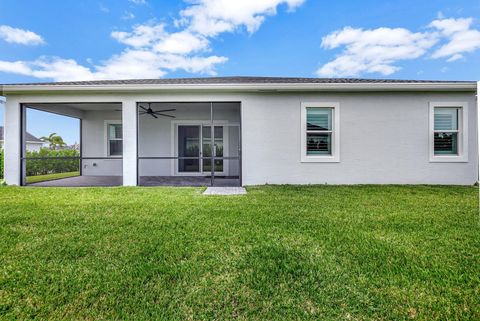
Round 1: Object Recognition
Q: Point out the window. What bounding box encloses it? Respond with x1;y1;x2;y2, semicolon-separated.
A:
429;102;468;162
107;123;122;156
434;107;459;155
301;102;340;162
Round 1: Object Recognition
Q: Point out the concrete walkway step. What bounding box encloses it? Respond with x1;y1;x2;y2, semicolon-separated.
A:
203;187;247;195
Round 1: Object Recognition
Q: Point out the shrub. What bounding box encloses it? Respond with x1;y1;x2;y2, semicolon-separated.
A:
26;149;80;176
0;148;80;178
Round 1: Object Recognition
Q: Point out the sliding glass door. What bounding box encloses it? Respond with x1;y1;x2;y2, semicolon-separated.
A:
177;124;226;175
177;125;200;173
202;125;224;174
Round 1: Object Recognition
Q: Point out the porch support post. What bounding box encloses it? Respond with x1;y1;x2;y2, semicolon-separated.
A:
122;100;138;186
477;81;479;183
210;102;214;186
3;100;22;185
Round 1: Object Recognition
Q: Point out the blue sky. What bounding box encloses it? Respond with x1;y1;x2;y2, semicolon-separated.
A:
0;0;479;143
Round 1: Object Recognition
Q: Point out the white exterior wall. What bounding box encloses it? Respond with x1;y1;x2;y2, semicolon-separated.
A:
26;142;43;152
82;110;123;176
0;141;43;152
3;90;478;186
242;92;478;185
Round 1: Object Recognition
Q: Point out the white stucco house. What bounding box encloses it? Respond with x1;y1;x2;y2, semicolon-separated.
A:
0;126;45;152
0;77;478;186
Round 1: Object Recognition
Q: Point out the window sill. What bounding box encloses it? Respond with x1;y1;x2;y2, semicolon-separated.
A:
301;156;340;163
429;155;468;163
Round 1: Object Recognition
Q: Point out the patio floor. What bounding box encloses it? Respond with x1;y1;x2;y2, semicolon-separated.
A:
139;176;240;187
29;176;240;187
29;176;123;187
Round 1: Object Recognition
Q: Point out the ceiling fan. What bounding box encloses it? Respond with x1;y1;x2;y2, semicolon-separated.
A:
139;103;176;119
115;103;176;119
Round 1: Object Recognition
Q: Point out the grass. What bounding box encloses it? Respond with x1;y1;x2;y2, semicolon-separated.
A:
0;185;478;320
26;171;80;184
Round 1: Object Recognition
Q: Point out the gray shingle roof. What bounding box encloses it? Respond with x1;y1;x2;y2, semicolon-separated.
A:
1;76;475;86
0;126;43;142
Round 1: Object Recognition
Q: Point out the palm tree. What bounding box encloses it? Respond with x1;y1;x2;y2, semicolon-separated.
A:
40;133;66;150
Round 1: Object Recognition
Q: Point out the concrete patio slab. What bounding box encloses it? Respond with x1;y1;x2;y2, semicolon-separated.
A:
203;187;247;195
140;176;240;187
28;175;241;188
29;176;122;187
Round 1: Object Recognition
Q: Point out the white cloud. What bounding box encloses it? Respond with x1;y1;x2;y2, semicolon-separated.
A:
0;0;303;81
29;58;97;81
0;53;228;82
178;0;305;36
429;17;480;62
0;61;32;75
153;31;209;54
317;16;480;77
317;27;438;77
111;24;166;48
128;0;146;4
112;24;209;54
121;11;135;20
0;58;95;81
99;4;110;13
0;25;45;45
95;50;227;79
0;22;222;81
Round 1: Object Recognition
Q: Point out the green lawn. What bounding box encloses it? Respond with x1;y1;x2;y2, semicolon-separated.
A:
0;185;478;320
26;171;80;184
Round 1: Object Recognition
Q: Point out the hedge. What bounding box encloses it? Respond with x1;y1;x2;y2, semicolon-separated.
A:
0;148;80;178
26;149;80;176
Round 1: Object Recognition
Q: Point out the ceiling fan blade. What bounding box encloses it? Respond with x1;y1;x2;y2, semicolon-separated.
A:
138;105;149;112
114;109;122;111
153;109;176;113
155;113;175;118
139;111;147;114
150;113;158;119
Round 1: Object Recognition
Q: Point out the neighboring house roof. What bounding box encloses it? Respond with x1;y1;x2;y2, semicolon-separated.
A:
0;126;44;143
0;76;476;94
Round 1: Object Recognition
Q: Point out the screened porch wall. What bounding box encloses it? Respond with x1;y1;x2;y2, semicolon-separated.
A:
137;102;241;184
19;102;123;186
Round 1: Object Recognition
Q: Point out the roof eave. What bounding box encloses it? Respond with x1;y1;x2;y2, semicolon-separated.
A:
1;82;477;94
